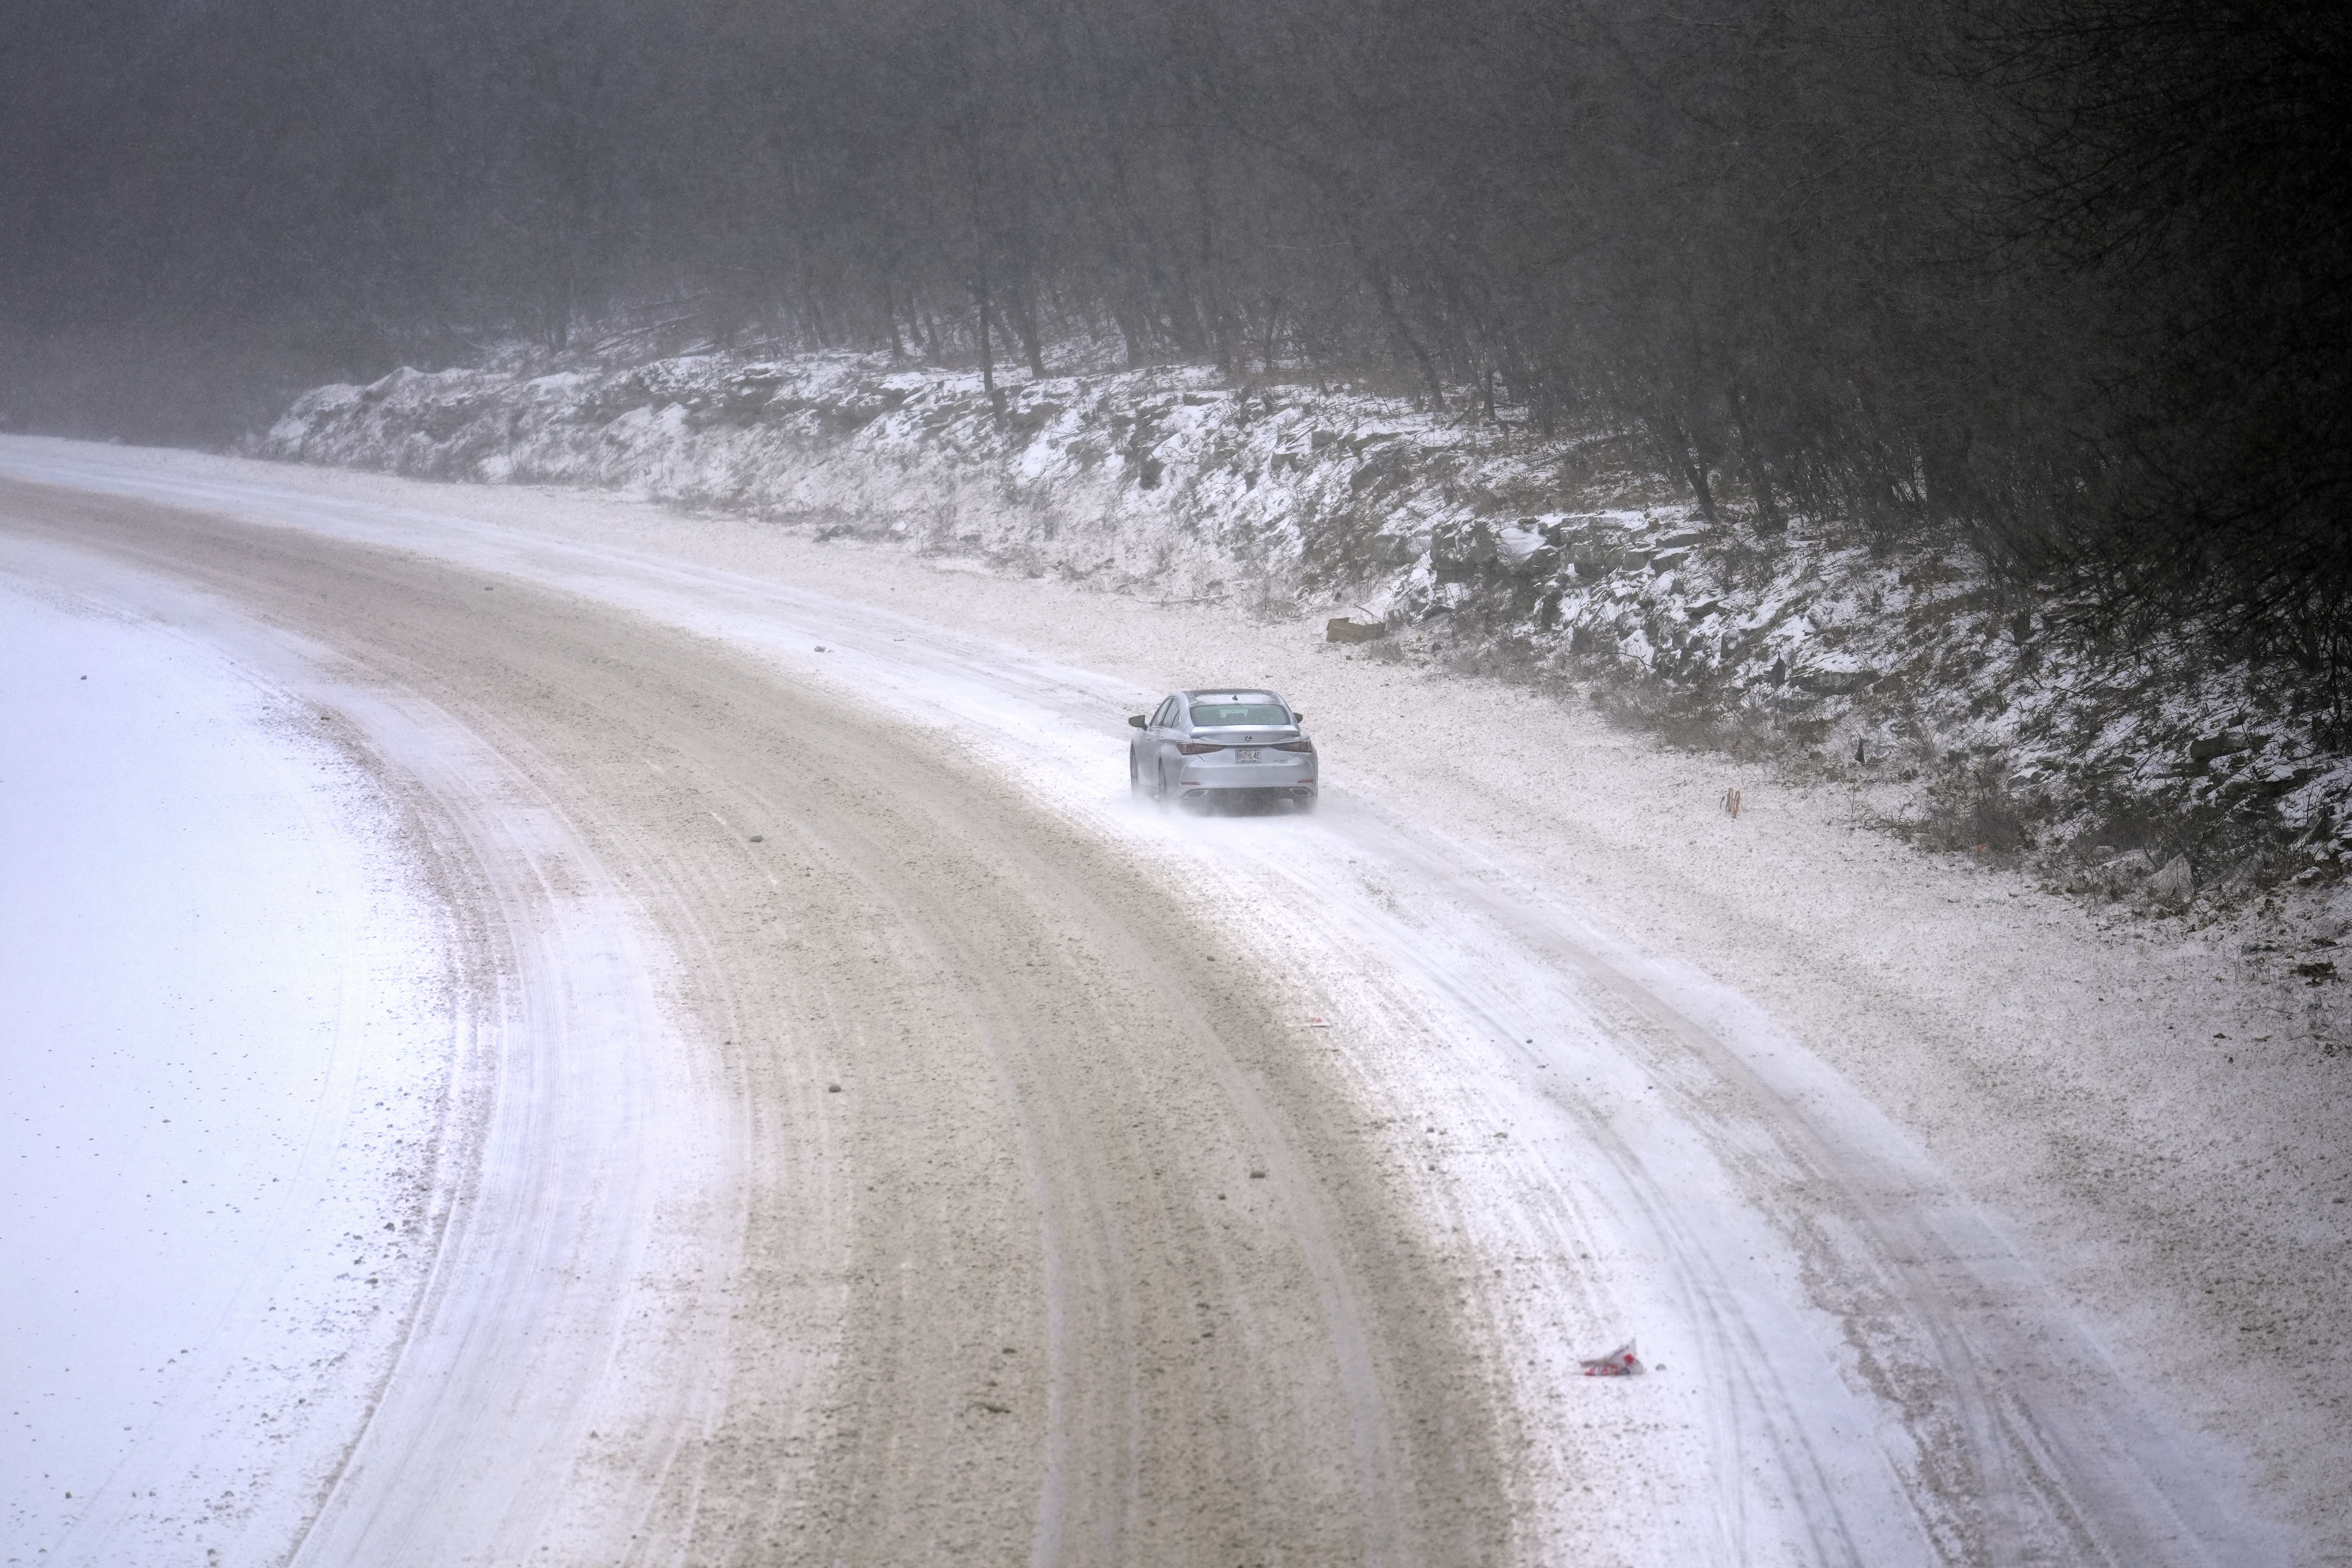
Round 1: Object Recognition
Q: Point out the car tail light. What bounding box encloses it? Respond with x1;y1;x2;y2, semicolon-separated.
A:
1177;741;1224;755
1272;740;1314;753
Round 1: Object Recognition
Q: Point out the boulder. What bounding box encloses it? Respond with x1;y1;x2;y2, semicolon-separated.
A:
2147;853;2195;907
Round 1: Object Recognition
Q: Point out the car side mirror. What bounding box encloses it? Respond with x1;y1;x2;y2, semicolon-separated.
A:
1128;714;1147;728
1290;712;1305;723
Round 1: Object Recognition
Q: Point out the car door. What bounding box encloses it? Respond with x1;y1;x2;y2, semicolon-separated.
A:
1146;695;1181;784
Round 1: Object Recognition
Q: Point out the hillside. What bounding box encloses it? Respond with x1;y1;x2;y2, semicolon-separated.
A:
252;345;2352;928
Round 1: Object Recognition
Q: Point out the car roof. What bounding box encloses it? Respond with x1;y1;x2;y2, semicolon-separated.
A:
1181;688;1286;703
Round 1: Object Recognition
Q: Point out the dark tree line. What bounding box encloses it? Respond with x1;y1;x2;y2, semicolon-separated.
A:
3;0;2346;664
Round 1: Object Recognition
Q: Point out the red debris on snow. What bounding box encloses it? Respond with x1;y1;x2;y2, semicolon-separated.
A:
1579;1341;1644;1377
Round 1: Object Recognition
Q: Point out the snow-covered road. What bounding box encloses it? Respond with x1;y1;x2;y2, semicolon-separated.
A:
2;437;2323;1565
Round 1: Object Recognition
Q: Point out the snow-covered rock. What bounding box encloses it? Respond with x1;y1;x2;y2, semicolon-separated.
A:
2149;853;2196;907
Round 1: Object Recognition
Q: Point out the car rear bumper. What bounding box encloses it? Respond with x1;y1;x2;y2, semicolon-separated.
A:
1178;782;1318;804
1178;755;1316;785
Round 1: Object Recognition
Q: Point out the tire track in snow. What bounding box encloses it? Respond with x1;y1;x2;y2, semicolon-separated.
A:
1215;816;2276;1565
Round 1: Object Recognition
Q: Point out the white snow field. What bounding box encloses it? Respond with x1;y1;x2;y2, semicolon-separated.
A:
2;434;2337;1566
0;564;451;1561
2;534;719;1568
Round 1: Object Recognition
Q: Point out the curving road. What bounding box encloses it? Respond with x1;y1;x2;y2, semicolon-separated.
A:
0;452;2289;1567
6;480;1509;1567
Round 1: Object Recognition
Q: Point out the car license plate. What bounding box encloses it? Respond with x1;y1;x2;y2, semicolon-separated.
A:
1236;747;1261;762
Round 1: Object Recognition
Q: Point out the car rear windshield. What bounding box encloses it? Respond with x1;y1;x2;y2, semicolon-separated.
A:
1188;701;1290;727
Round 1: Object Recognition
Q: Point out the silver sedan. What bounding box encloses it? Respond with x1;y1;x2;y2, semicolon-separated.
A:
1128;688;1318;812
